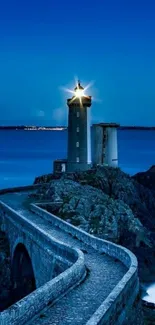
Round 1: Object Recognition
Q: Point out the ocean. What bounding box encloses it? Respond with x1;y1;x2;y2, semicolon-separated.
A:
0;129;155;189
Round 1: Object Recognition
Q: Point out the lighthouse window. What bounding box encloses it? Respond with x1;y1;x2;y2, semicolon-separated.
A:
77;127;79;132
76;142;79;147
77;112;80;117
76;157;79;163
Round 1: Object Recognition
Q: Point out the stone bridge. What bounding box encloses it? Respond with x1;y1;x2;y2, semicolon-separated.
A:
0;186;140;325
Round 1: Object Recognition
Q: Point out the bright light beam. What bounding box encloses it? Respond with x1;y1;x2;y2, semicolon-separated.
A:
60;86;75;95
84;80;95;92
61;79;95;107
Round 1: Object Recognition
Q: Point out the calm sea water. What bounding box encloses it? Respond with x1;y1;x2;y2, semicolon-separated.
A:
0;129;155;189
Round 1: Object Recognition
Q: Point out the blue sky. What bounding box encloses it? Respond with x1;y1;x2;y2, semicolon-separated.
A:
0;0;155;126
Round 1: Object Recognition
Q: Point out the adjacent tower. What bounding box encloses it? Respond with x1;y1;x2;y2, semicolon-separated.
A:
67;81;92;172
91;123;119;168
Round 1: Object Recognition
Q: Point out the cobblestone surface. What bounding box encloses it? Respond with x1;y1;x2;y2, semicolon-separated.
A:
0;192;127;325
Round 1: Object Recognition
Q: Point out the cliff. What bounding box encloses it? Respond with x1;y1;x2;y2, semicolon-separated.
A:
34;166;155;283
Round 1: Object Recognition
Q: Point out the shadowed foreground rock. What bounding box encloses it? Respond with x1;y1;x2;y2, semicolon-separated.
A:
133;165;155;191
0;231;12;311
34;166;155;283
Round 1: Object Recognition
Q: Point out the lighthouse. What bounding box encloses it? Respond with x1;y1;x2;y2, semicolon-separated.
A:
53;80;120;174
67;81;92;172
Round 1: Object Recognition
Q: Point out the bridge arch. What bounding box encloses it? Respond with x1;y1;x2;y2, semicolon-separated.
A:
11;243;36;302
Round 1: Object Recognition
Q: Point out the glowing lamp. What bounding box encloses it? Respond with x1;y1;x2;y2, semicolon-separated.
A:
74;81;85;98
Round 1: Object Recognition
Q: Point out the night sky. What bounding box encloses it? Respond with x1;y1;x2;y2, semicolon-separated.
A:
0;0;155;126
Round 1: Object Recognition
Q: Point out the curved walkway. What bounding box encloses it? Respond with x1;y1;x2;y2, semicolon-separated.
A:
1;191;127;325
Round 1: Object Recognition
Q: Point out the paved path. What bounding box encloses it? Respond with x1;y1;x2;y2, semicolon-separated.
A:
0;192;127;325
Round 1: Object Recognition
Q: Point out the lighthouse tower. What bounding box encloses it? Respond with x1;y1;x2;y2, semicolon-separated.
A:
67;81;92;172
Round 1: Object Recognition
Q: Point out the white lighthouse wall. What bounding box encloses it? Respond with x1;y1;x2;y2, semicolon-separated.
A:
106;127;118;167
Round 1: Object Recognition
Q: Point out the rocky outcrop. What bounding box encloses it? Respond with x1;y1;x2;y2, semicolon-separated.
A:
34;179;148;243
33;166;155;282
133;165;155;191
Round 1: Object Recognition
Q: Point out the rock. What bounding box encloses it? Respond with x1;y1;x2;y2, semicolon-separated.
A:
34;166;155;282
133;165;155;191
34;173;61;184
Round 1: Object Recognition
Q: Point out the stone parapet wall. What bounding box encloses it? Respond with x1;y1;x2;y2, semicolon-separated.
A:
0;202;85;325
31;203;139;325
0;201;78;266
0;184;42;195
